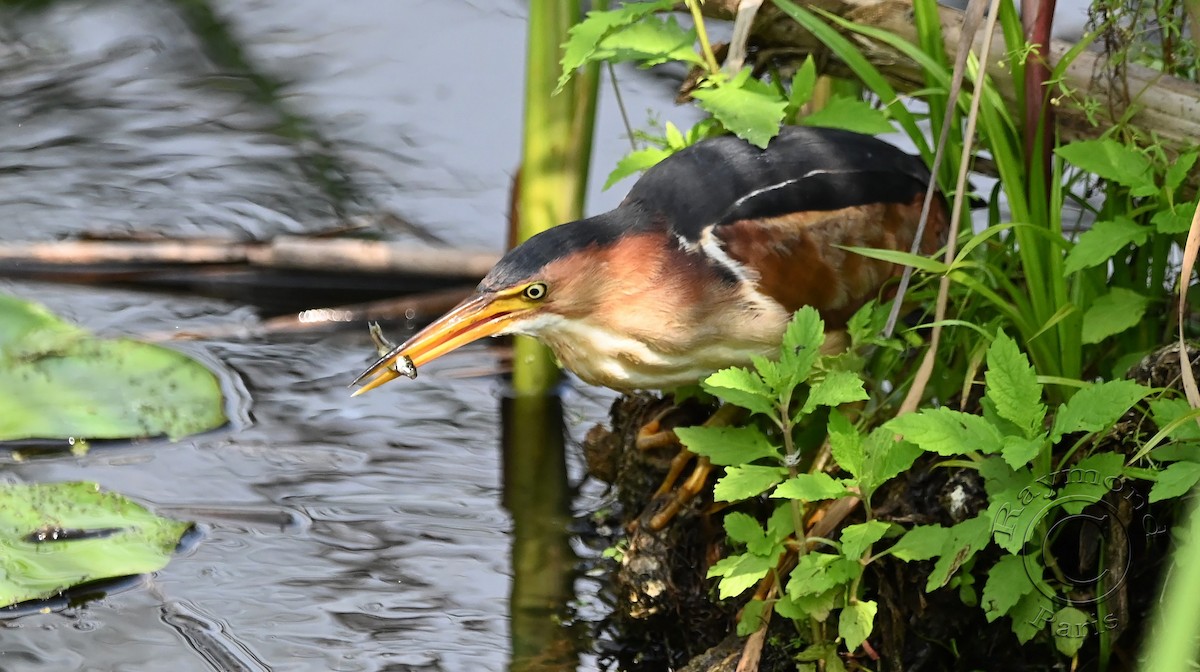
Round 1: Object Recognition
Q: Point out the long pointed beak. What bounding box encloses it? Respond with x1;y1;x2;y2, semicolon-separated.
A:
350;293;521;396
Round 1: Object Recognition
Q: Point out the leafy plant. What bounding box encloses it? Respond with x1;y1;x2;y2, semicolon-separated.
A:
0;482;191;608
0;293;226;443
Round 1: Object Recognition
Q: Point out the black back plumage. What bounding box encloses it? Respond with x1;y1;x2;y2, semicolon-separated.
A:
479;126;932;291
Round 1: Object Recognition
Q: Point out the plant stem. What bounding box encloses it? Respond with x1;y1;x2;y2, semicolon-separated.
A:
686;0;721;75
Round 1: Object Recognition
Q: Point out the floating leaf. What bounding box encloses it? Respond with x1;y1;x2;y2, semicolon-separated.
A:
0;482;191;607
0;294;226;442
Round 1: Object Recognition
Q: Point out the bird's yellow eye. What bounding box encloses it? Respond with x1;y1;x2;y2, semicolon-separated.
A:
523;282;548;301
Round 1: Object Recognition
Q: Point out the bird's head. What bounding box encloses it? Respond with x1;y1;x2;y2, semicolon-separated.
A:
350;216;629;396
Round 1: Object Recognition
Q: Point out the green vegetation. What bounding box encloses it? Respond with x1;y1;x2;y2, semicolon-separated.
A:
560;0;1200;668
0;482;191;608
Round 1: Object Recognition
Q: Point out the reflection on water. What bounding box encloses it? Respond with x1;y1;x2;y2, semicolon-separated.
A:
0;0;700;669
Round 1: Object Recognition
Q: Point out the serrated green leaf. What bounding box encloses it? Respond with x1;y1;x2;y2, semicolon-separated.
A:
604;146;674;190
1150;398;1200;441
0;482;191;607
708;550;779;599
787;553;859;598
724;512;767;547
676;425;781;466
1010;590;1055;643
1063;217;1148;274
700;364;777;417
803;96;894;135
1055;139;1154;190
691;69;787;149
556;0;675;92
738;598;767;636
800;370;868;416
1000;434;1044;469
592;15;704;68
752;503;796;556
751;355;786;392
778;307;825;391
986;468;1052;554
788;56;817;112
840;600;877;651
1081;288;1151;345
886;407;1005;456
889;524;953;561
828;411;863;479
1165;151;1198;194
840;521;890;559
1053;607;1090;656
1051;379;1149;441
776;588;840;621
860;431;922;495
715;465;788;501
1058;452;1124;514
772;472;850;501
1149;461;1200;502
982;555;1035;622
985;332;1045;438
702;366;777;417
927;515;992;590
1153;202;1199;234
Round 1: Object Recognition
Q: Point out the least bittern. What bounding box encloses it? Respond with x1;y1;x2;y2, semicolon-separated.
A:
353;126;946;525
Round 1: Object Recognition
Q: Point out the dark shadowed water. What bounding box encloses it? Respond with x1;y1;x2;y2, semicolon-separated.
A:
0;1;701;670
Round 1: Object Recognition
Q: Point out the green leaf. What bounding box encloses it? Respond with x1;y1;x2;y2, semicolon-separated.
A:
1081;288;1151;345
702;366;777;417
802;96;895;135
800;370;868;416
986;466;1052;554
927;516;992;591
1063;217;1148;274
1150;398;1200;441
556;0;675;92
1165;151;1198;194
828;411;863;478
724;512;767;547
691;69;787;149
984;332;1045;438
676;426;781;466
1051;379;1149;441
738;599;767;636
788;56;818;112
776;588;840;621
1149;461;1200;502
1055;138;1154;190
708;550;779;599
1053;607;1090;656
778;306;826;392
1152;202;1199;234
889;524;952;561
787;553;859;598
840;246;949;274
982;555;1035;622
859;431;921;495
1058;452;1124;514
0;294;226;442
604;146;674;190
715;465;788;501
772;472;850;501
1000;434;1045;470
839;600;878;651
1010;590;1055;643
840;520;891;559
886;407;1005;456
591;15;704;68
751;503;796;556
0;482;191;607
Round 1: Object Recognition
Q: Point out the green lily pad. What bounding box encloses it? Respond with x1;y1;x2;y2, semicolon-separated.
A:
0;482;192;608
0;294;226;441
